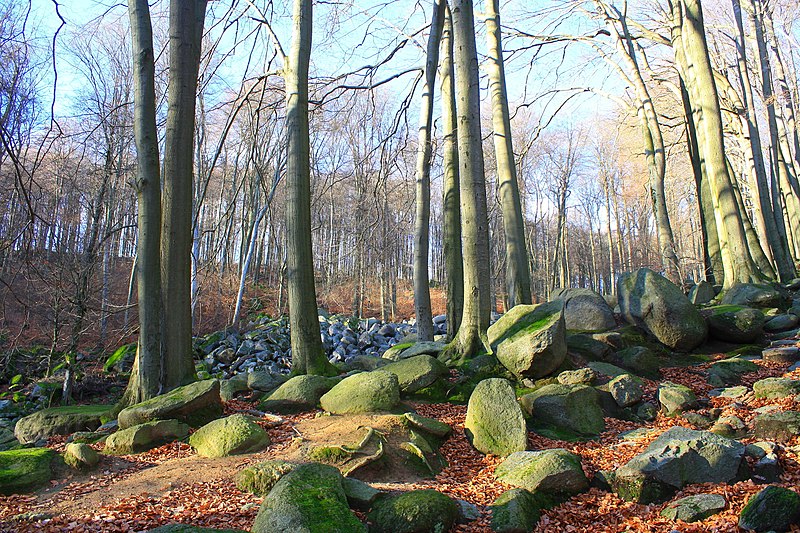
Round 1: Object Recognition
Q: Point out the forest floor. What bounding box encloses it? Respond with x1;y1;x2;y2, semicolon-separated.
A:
1;356;800;533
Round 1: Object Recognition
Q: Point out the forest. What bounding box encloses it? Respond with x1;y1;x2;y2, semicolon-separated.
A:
1;0;800;531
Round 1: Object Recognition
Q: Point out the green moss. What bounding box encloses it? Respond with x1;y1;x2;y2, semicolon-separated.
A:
367;489;458;533
148;524;247;533
235;460;297;496
0;448;58;494
307;445;352;464
189;414;269;458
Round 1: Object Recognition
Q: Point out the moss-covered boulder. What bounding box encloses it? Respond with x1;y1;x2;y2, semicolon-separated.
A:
247;371;287;394
251;462;365;533
661;493;727;522
234;460;297;496
0;447;59;494
342;477;380;510
519;383;605;438
464;378;527;456
707;357;759;387
104;419;189;455
721;283;785;309
319;371;400;414
190;414;269;458
64;442;99;471
381;355;448;394
495;449;588;497
617;268;707;351
490;488;542;533
611;427;747;504
14;404;111;445
383;341;446;361
551;287;616;332
753;411;800;442
260;375;339;414
657;382;697;417
607;373;644;408
220;375;250;402
753;377;800;399
117;380;222;429
738;485;800;532
366;489;458;533
703;305;765;343
487;301;567;379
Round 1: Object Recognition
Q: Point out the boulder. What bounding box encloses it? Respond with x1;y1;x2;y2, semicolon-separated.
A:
519;383;605;437
104;419;189;455
487;301;567;379
383;341;446;361
381;355;448;394
220;375;249;402
341;477;380;509
607;374;644;408
566;334;611;361
117;380;222;429
612;346;662;379
721;283;784;309
464;378;527;456
707;357;759;387
611;427;747;504
551;288;616;332
0;448;59;494
557;368;597;386
688;281;716;305
63;442;99;471
404;412;452;438
14;404;111;445
494;449;588;496
657;382;697;416
235;460;297;496
753;411;800;442
738;485;800;532
366;489;458;533
490;488;541;533
703;305;765;343
319;371;400;414
617;268;707;351
260;375;339;414
190;414;269;458
764;313;799;332
753;377;800;399
247;371;287;394
660;493;727;522
251;463;364;533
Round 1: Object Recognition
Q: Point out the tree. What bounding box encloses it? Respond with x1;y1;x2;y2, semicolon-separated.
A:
413;0;445;342
444;0;492;363
484;0;532;305
284;0;336;375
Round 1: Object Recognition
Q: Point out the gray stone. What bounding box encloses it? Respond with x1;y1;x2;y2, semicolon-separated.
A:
658;382;698;416
104;419;189;455
366;489;458;533
762;346;800;364
753;411;800;442
722;283;785;309
551;287;616;332
611;427;747;504
608;374;644;407
235;460;297;496
707;357;759;387
487;301;567;379
753;377;800;399
14;405;111;445
251;463;365;533
118;380;222;429
341;477;380;509
381;355;447;394
519;383;605;437
765;314;800;332
260;375;339;414
557;368;597;386
63;442;99;471
617;268;707;351
703;305;765;343
738;485;800;532
319;371;400;414
490;488;541;533
495;449;588;496
247;371;287;393
661;493;727;522
689;281;716;305
220;375;249;401
465;379;527;456
190;414;269;458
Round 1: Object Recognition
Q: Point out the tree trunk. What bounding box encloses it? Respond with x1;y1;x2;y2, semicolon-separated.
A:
440;6;463;342
285;0;335;375
484;0;531;306
161;0;207;390
444;0;492;363
122;0;162;405
412;0;445;342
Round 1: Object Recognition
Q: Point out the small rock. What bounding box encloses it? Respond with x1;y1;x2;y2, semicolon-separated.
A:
608;374;644;407
658;382;698;417
661;493;726;522
63;442;99;471
738;485;800;532
494;449;588;497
